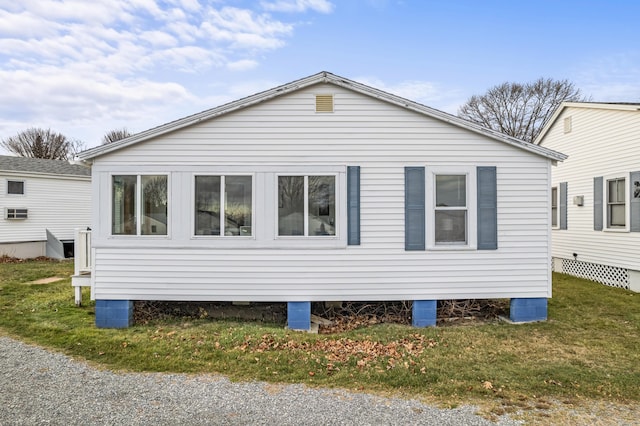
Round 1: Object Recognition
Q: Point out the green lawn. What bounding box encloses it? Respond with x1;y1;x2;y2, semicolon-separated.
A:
1;259;638;421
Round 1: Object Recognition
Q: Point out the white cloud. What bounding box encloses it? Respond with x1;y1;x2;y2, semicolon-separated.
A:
0;0;326;149
227;59;260;71
260;0;334;14
139;30;179;48
203;7;293;47
0;10;59;38
574;52;640;102
354;75;463;110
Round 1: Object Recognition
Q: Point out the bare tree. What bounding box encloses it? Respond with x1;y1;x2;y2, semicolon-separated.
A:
457;78;588;142
1;128;85;160
102;128;131;145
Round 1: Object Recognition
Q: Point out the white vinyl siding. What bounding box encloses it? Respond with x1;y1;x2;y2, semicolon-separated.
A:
541;105;640;270
89;83;553;301
0;174;90;244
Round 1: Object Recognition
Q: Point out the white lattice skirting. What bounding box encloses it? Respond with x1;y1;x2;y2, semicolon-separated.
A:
554;258;630;290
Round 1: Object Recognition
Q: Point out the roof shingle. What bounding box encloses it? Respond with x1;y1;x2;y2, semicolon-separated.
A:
0;155;91;177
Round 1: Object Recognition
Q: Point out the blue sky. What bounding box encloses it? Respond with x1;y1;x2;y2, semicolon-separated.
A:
1;0;639;152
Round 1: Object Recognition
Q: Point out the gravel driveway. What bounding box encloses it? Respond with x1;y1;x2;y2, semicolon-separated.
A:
0;336;522;425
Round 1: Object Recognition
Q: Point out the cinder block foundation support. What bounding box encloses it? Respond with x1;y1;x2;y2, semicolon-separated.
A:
95;300;134;328
287;301;311;331
509;298;547;323
412;300;437;327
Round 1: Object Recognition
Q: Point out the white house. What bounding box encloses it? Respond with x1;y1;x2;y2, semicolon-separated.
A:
535;102;640;292
75;72;566;329
0;155;91;259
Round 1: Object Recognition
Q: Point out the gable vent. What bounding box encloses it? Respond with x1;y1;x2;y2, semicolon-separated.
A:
564;116;572;133
315;94;334;113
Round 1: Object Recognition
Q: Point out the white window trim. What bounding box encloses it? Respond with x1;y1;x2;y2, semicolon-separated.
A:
426;166;477;250
109;173;170;238
275;172;341;240
6;179;25;196
192;173;255;239
551;185;559;230
603;173;630;233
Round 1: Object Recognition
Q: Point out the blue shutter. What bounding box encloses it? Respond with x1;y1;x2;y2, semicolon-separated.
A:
630;171;640;232
594;177;603;231
405;167;425;251
477;166;497;250
559;182;568;230
347;166;361;245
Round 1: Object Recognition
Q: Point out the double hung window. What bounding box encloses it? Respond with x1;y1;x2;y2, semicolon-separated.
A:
607;177;626;228
420;166;478;250
434;174;468;244
194;175;252;236
278;175;336;237
112;175;168;235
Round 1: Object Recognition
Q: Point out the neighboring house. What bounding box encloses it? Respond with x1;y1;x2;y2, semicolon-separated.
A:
0;155;91;258
75;71;566;329
535;102;640;292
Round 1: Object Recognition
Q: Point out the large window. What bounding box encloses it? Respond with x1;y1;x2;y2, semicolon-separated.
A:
195;175;252;236
278;175;336;236
607;177;626;228
434;175;467;244
7;180;24;195
551;186;558;228
112;175;168;235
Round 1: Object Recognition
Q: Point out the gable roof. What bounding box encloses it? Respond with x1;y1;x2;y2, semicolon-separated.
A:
0;155;91;177
535;101;640;145
78;71;566;163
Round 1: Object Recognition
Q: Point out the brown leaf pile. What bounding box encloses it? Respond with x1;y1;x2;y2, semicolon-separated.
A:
235;333;437;369
0;255;54;264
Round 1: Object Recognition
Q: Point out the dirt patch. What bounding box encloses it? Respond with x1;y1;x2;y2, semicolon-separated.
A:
29;276;66;285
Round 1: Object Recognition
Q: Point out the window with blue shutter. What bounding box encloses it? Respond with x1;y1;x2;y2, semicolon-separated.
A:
477;166;497;250
405;167;425;251
347;166;361;245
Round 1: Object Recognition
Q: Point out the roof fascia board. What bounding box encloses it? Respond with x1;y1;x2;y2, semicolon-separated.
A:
0;170;91;180
562;102;640;111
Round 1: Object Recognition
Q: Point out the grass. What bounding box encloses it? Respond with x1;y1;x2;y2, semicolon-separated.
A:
1;259;639;422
